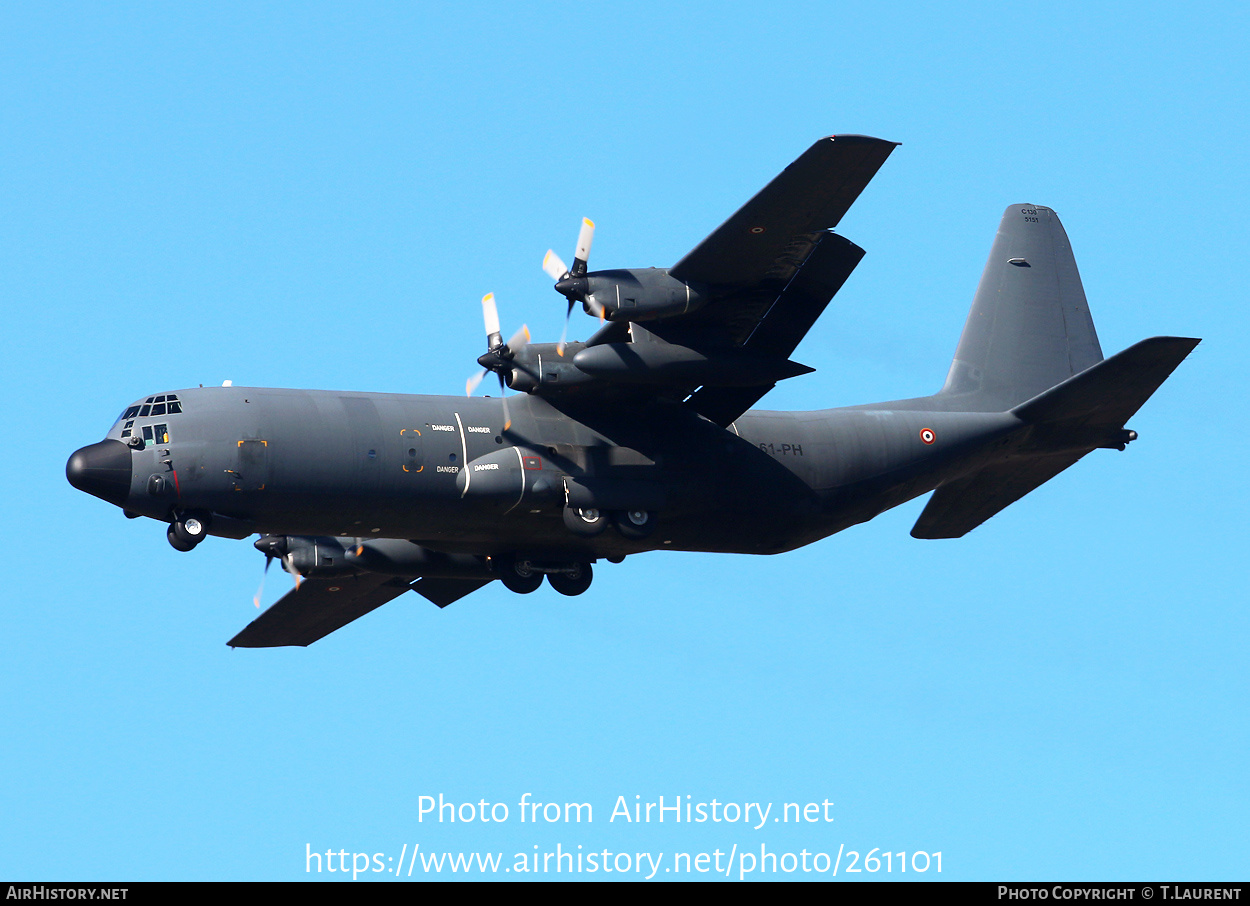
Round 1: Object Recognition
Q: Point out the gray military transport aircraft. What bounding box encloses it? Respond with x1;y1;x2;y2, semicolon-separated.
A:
66;135;1199;648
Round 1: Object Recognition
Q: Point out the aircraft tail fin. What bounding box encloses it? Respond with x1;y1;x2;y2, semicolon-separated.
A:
939;205;1104;412
913;335;1199;538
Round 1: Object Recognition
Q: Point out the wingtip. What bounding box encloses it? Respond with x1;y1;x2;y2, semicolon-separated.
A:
824;134;901;147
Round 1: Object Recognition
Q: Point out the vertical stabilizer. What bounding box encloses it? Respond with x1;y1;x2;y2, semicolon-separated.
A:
941;205;1103;411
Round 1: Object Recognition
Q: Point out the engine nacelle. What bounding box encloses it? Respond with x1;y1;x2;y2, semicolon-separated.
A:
583;268;709;321
455;447;561;510
256;535;493;580
264;535;357;577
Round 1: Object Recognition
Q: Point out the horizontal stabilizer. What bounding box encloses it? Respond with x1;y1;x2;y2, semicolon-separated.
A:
228;574;414;648
914;335;1199;539
910;451;1088;539
1012;336;1200;429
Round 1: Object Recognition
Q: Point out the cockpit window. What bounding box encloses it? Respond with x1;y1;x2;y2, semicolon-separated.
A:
117;394;182;441
119;394;182;427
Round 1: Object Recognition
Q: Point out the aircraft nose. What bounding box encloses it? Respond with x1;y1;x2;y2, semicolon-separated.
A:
66;439;133;505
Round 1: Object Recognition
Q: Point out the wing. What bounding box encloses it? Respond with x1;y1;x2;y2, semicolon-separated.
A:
681;230;866;425
572;135;896;426
229;574;497;647
670;135;898;287
411;577;494;608
228;574;416;648
229;571;497;647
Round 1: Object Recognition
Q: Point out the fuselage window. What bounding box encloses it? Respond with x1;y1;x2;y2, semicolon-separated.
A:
123;406;141;419
168;401;182;414
139;404;151;417
151;403;166;416
121;419;135;439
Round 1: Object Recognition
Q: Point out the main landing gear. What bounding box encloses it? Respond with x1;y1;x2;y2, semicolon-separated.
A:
498;558;594;596
166;512;209;552
563;506;656;540
548;562;592;596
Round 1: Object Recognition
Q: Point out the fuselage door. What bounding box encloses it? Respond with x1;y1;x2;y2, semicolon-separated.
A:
233;439;269;492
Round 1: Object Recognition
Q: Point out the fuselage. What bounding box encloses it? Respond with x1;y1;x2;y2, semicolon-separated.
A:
69;385;1022;560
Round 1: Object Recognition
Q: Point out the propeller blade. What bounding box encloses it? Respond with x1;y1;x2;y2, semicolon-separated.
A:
466;368;487;396
543;250;568;281
506;324;530;352
548;218;597;349
557;299;574;356
482;292;501;346
282;552;302;589
497;372;512;431
572;217;595;275
253;555;273;608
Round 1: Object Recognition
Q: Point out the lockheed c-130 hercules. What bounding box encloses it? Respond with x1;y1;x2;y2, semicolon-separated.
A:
66;135;1199;648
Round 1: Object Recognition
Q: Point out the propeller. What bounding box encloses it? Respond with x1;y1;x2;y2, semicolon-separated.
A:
465;293;529;431
252;535;302;607
252;554;272;608
281;551;303;589
543;217;601;354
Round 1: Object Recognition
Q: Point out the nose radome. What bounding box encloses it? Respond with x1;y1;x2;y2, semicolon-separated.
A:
66;439;133;506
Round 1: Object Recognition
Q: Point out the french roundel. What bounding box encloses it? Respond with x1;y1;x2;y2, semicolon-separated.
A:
920;428;936;445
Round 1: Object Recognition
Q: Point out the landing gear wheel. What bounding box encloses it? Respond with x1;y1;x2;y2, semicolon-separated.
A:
563;505;608;537
168;513;209;551
548;562;593;596
499;560;543;594
612;509;656;540
167;524;196;552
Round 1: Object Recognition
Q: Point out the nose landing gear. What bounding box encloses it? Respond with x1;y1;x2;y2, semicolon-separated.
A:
166;513;209;552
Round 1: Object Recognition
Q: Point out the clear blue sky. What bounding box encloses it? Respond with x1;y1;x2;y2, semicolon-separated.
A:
2;1;1246;881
